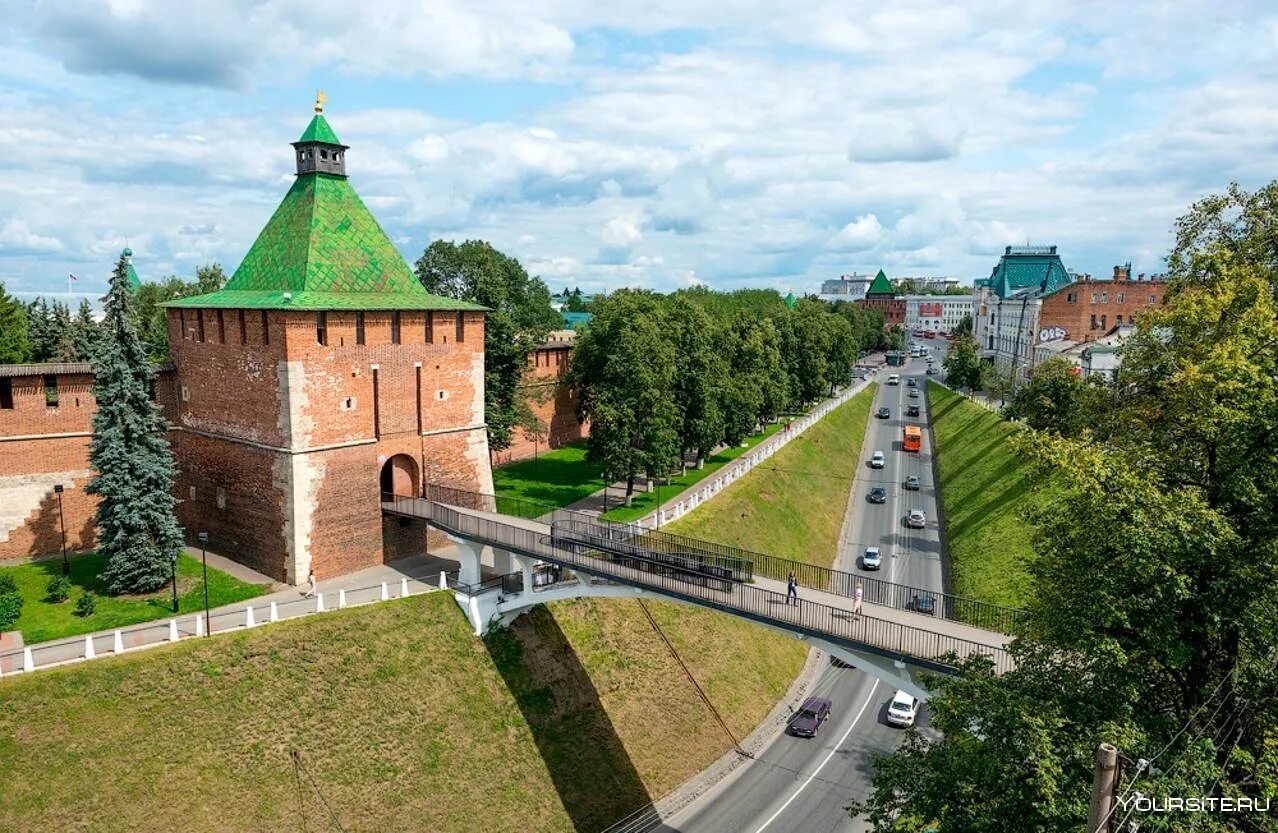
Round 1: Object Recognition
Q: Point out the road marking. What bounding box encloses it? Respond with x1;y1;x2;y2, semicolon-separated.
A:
750;678;881;833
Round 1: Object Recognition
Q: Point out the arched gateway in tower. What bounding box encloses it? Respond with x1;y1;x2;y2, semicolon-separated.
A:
163;98;493;584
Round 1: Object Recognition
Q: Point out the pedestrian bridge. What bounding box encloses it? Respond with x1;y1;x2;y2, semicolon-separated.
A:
382;492;1016;701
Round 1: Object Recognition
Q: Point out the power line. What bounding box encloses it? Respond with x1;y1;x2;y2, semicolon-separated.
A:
291;749;348;833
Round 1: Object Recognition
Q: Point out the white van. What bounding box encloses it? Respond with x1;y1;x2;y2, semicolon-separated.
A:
887;374;900;385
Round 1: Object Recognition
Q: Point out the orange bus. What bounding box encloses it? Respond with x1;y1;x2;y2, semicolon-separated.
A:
924;329;936;339
903;425;922;452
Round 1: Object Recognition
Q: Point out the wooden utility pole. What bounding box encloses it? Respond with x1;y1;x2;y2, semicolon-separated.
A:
1086;742;1120;833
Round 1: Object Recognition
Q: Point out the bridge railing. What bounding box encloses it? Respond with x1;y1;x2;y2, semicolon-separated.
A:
412;484;1025;634
418;500;1012;674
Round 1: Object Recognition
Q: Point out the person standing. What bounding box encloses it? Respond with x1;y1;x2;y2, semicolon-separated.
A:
787;571;798;606
853;581;863;619
303;569;317;598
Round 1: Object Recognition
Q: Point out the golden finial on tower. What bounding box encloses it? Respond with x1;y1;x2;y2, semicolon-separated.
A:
314;90;327;114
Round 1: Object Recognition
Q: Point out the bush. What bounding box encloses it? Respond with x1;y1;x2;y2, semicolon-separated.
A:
0;573;17;595
74;592;96;618
46;574;72;603
0;591;22;630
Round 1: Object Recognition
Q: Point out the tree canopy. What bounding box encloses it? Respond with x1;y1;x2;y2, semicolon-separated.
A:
853;181;1278;832
0;281;29;363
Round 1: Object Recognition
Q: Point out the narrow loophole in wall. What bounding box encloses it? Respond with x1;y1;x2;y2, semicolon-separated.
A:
216;487;226;510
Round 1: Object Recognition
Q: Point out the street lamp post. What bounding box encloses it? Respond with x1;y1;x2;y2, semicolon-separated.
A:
53;484;68;575
170;547;179;612
197;532;210;637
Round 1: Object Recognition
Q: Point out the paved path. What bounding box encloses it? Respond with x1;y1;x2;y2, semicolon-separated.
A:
0;545;477;676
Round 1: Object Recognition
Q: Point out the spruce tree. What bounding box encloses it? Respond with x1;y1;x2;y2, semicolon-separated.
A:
0;281;30;363
88;253;184;594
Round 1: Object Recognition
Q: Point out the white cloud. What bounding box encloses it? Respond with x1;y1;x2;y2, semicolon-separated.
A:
829;215;884;250
0;219;64;253
601;213;644;247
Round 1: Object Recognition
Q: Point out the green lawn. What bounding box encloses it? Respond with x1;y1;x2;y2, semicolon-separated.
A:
0;387;881;833
665;386;876;568
927;382;1056;608
1;552;269;643
492;440;605;506
600;422;784;522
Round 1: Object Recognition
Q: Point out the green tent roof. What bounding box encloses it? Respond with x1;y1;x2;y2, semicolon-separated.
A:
986;246;1073;299
166;172;483;312
866;269;894;296
122;247;142;290
297;114;343;146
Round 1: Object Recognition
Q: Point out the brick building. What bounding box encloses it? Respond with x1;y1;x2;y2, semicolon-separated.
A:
855;269;906;327
0;105;494;583
491;338;587;466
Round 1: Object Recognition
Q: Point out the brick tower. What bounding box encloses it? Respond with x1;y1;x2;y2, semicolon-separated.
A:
164;97;492;583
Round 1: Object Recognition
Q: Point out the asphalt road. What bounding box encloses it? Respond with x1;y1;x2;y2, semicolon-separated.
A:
657;341;950;833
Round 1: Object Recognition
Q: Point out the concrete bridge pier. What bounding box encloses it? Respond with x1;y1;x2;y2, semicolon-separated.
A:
491;547;512;575
448;536;484;587
513;553;536;597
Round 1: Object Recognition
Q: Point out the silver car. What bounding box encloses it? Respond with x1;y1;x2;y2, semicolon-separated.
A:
907;509;926;528
862;547;881;570
870;451;885;469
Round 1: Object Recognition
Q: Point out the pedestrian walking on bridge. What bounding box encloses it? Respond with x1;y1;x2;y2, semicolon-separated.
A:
787;571;798;606
854;581;863;620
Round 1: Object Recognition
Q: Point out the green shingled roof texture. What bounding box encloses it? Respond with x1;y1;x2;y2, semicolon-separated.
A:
989;253;1073;299
125;261;142;289
867;269;894;295
165;173;483;312
297;114;342;145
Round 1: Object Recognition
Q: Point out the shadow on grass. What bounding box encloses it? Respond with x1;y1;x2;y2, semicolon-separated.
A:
485;606;651;832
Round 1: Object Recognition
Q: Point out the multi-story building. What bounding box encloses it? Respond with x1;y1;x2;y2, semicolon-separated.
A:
893;276;960;294
974;246;1166;381
1;104;497;583
854;270;905;327
818;273;874;302
904;295;973;332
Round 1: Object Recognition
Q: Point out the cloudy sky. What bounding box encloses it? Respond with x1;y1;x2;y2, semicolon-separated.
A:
1;0;1276;300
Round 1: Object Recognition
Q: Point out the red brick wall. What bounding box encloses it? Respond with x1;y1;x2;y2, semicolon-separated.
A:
1038;275;1166;344
856;297;906;326
491;343;587;466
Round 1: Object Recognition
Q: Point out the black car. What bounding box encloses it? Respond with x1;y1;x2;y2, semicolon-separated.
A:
911;594;937;615
875;406;891;419
906;404;920;417
926;366;937;375
789;697;833;737
907;378;917;387
868;486;887;503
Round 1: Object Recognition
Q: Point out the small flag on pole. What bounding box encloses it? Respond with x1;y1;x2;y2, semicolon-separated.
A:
68;273;78;281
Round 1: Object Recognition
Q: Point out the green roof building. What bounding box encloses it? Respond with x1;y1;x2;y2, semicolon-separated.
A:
984;246;1073;300
166;108;483;313
122;247;142;291
866;269;895;298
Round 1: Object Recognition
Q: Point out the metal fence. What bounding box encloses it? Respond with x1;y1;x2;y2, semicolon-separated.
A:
412;484;1025;635
419;501;1012;674
0;572;448;678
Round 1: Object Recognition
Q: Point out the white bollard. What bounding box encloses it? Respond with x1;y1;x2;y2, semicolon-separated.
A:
113;629;124;654
338;589;347;609
380;581;388;602
439;570;447;590
169;619;179;643
316;592;325;612
269;601;279;623
84;634;96;660
23;647;34;672
245;605;255;628
195;613;205;637
400;577;410;597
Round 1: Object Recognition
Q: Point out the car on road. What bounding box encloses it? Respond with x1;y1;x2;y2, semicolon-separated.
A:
926;366;937;375
789;697;833;737
886;690;920;728
862;546;881;570
906;404;920;417
907;508;926;528
904;475;920;490
868;486;887;503
875;406;891;419
910;594;937;615
870;451;886;468
887;374;900;385
908;388;920;398
906;377;917;387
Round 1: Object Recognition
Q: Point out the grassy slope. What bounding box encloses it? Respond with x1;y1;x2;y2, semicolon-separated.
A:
491;440;603;506
0;388;878;833
1;552;268;643
927;382;1054;607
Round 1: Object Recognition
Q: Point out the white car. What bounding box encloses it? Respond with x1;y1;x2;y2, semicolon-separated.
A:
886;690;920;727
870;451;885;469
907;508;926;528
887;374;900;385
862;547;881;570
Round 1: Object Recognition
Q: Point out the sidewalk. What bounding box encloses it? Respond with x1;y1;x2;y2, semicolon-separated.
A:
0;542;479;677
